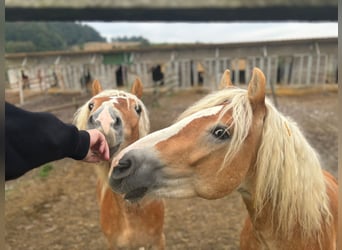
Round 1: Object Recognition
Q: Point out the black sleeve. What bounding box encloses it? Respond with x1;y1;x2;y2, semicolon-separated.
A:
5;102;90;181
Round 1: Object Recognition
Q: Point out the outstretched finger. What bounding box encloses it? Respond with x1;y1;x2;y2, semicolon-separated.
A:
100;140;110;160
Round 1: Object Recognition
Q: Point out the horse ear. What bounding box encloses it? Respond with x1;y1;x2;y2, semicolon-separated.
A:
131;77;143;98
92;79;103;96
219;69;233;89
248;68;266;107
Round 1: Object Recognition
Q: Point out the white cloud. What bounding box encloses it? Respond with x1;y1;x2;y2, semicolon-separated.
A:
82;21;338;43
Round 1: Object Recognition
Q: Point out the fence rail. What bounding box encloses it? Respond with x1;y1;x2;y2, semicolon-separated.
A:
6;52;338;105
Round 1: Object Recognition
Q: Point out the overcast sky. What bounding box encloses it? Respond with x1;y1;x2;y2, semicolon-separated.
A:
82;21;338;44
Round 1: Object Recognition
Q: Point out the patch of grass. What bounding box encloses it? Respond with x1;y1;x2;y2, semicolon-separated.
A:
38;163;54;178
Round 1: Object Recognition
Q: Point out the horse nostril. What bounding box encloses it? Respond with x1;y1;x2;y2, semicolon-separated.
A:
114;117;121;127
112;159;132;179
89;115;95;124
88;115;101;129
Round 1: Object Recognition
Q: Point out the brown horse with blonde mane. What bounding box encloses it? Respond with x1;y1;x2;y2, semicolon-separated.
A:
74;79;165;250
108;68;337;249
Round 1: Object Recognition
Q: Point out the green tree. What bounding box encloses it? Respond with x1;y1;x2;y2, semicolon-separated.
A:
5;41;36;53
5;22;105;53
46;22;105;46
111;35;150;46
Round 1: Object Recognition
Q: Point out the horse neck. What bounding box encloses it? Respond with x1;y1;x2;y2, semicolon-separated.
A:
239;176;304;250
95;161;112;186
239;176;278;229
237;156;333;248
239;174;337;249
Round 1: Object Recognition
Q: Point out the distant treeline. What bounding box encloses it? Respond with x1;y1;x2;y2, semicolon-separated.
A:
111;36;149;45
5;22;106;53
5;22;152;53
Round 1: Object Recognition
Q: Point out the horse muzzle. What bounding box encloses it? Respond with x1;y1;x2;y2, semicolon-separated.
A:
108;148;163;202
87;107;124;157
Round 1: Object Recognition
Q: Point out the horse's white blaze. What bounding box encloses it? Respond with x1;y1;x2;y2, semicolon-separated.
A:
96;102;118;134
109;95;132;105
109;96;120;103
113;105;223;161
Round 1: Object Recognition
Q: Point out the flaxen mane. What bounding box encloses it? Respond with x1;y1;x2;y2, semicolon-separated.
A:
178;87;331;242
254;98;331;241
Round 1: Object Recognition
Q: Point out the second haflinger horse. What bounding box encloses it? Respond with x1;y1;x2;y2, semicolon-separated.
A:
73;78;165;250
108;68;337;249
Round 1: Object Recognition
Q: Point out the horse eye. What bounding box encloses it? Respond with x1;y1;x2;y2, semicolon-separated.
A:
211;126;230;140
135;104;142;115
88;102;94;110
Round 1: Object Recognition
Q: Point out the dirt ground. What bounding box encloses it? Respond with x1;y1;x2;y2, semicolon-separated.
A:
5;88;338;250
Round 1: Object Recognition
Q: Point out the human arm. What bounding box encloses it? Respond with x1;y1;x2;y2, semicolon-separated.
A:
5;102;109;181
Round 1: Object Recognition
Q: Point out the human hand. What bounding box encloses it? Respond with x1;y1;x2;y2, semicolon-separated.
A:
83;129;110;162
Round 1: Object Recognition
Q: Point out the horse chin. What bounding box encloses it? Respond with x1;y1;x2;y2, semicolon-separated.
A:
123;187;148;203
109;143;121;158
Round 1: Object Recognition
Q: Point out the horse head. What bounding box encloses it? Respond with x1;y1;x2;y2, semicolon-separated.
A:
108;68;267;201
74;78;149;159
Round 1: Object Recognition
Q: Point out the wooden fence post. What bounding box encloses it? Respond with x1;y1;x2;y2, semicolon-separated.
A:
18;79;24;105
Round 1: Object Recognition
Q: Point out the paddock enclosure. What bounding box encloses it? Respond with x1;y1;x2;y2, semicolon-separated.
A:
5;37;338;106
5;86;337;249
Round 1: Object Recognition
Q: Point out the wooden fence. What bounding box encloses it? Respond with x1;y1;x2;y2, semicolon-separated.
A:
6;52;338;104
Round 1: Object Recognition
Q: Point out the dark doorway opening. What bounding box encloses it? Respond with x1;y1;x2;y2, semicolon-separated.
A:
152;64;164;86
116;65;124;87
